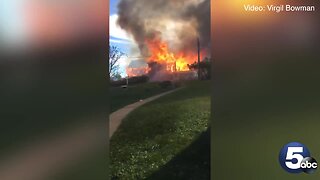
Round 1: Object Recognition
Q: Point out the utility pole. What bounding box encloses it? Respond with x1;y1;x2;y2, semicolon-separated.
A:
197;37;201;80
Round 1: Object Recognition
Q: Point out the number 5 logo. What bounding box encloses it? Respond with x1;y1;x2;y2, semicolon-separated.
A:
279;142;310;173
285;147;304;169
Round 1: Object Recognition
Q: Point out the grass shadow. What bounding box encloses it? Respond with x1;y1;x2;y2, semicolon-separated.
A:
110;80;210;179
146;127;210;180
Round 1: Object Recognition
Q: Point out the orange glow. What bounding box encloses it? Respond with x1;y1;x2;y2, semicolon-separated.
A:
146;39;202;72
126;67;150;77
126;39;206;77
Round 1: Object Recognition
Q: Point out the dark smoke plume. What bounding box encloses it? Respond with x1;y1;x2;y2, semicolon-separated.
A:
117;0;210;58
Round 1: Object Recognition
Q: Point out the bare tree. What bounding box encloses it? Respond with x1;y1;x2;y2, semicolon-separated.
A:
109;46;125;79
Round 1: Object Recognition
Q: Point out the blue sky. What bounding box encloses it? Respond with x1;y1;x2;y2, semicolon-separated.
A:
110;0;118;15
109;0;126;49
110;0;137;76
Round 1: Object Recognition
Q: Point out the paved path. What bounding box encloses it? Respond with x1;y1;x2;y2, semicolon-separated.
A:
109;88;182;138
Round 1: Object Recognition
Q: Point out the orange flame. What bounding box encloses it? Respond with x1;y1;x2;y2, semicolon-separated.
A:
126;39;205;77
126;66;150;77
146;39;200;72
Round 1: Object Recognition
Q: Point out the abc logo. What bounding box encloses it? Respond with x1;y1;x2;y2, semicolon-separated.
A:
279;142;317;174
300;157;317;174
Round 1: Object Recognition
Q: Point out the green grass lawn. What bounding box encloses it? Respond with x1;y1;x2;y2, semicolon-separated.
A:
0;72;171;156
110;80;210;179
110;82;174;112
53;81;177;180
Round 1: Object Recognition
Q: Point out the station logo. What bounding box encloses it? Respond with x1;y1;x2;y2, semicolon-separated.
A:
279;142;317;174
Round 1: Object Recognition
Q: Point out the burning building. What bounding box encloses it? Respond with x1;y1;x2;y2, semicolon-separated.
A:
117;0;210;81
126;59;149;77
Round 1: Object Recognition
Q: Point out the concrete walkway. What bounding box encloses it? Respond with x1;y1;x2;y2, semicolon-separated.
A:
109;88;182;138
